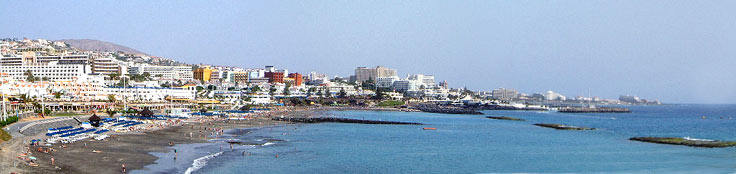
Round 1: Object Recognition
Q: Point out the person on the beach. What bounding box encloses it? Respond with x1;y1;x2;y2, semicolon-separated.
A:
51;156;55;165
122;163;126;173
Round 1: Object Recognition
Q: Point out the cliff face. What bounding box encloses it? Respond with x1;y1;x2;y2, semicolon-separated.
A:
58;39;148;55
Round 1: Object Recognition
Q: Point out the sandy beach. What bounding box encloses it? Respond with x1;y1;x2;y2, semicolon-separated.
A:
0;108;318;174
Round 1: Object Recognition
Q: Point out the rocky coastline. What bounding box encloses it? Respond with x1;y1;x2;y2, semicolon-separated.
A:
558;107;631;113
413;104;483;115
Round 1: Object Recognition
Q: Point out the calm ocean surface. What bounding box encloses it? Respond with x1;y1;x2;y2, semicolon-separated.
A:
139;104;736;174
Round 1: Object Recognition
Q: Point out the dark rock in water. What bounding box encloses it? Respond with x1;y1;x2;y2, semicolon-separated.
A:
533;123;595;130
558;107;630;113
486;116;525;121
273;117;423;125
262;138;285;142
629;137;736;148
227;141;264;146
413;104;483;115
228;138;285;146
472;105;548;111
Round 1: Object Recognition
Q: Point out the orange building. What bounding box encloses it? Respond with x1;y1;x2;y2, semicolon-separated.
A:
265;72;284;83
288;73;303;86
193;66;213;82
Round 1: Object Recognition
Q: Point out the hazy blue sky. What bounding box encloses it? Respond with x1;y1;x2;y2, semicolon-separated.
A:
2;0;735;103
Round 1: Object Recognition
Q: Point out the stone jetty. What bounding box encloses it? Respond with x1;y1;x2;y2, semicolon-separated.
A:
413;104;483;115
533;123;596;130
273;117;423;125
486;116;525;121
629;137;736;148
472;105;548;111
558;107;630;113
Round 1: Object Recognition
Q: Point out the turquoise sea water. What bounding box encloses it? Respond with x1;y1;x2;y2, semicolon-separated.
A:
139;104;736;174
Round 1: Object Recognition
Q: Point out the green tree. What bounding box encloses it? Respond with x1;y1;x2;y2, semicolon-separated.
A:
325;88;332;98
269;86;277;96
106;109;117;117
19;94;30;103
107;73;120;81
107;94;116;103
373;88;387;100
250;86;261;93
25;70;39;82
54;92;62;99
239;105;251;111
142;72;151;80
339;89;347;98
361;79;375;89
283;83;291;95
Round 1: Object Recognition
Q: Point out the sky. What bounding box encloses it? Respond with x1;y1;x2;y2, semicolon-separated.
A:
1;0;735;104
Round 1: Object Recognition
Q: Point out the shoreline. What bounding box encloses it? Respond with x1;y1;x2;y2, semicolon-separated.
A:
132;124;287;174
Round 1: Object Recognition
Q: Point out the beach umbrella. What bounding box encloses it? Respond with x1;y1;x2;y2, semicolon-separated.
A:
140;107;154;117
89;114;102;127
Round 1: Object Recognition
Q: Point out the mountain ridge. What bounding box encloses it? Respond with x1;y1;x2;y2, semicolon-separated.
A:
59;39;148;55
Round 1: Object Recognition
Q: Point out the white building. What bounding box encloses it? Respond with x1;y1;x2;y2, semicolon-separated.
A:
544;91;567;101
104;86;195;102
91;56;121;76
1;53;90;66
324;84;358;96
0;61;102;82
492;88;519;100
0;74;107;101
129;64;193;80
354;66;397;82
408;74;436;88
0;79;48;98
247;95;272;105
173;66;193;80
393;79;422;92
376;76;400;88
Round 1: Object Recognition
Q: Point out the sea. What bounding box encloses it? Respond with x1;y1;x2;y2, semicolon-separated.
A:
133;104;736;174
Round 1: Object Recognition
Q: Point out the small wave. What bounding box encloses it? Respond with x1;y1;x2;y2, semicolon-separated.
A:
262;142;275;146
683;137;715;142
184;151;223;174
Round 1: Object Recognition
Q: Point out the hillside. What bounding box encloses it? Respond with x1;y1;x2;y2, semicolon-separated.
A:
59;39;148;55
